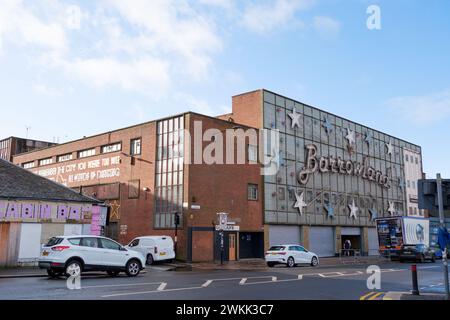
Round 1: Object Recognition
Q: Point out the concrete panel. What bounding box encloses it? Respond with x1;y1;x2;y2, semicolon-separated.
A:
64;224;83;235
41;223;64;246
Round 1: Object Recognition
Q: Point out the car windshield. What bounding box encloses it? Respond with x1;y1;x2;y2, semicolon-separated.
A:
269;246;286;251
45;237;63;247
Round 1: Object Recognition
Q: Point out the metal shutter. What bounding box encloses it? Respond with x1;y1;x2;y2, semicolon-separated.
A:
18;223;42;262
269;225;301;247
309;227;335;257
368;228;379;256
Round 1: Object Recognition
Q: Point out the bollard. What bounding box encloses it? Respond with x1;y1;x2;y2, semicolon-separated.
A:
411;264;420;296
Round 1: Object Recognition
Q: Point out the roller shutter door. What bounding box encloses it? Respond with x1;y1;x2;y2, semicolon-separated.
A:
368;228;379;256
269;225;300;247
309;227;335;257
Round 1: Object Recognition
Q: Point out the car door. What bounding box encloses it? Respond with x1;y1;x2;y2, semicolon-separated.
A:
79;237;104;267
288;246;300;263
296;246;310;263
99;238;128;267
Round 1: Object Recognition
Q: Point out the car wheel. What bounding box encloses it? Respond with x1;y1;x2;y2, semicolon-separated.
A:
267;262;276;268
310;256;319;267
126;260;141;277
107;270;120;277
286;257;295;268
146;254;154;265
65;260;82;278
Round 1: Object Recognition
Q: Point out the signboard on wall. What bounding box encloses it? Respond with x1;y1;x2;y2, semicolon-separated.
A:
0;200;101;223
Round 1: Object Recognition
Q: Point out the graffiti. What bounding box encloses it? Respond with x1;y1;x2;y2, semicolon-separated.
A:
0;200;94;222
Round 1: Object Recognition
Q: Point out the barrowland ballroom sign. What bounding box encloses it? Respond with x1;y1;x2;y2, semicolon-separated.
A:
298;144;391;189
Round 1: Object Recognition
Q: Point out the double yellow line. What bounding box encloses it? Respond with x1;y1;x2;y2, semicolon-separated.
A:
360;291;386;300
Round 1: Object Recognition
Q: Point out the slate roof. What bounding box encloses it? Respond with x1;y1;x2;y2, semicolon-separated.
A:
0;158;102;203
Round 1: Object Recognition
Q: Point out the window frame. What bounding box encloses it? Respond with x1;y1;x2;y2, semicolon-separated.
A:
247;183;258;201
130;138;142;156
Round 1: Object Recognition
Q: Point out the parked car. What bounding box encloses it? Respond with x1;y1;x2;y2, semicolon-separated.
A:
39;235;146;278
399;244;436;263
126;236;175;265
265;244;319;268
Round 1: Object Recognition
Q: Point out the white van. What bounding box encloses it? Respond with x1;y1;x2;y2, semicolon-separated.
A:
126;236;175;265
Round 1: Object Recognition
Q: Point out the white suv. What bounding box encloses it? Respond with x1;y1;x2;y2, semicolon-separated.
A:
39;235;146;278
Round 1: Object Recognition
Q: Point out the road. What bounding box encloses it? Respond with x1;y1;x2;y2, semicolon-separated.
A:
0;262;447;300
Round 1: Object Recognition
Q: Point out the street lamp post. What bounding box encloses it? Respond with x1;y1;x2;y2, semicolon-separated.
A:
174;212;180;258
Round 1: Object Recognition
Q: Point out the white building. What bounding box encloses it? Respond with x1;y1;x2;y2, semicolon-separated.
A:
403;148;424;216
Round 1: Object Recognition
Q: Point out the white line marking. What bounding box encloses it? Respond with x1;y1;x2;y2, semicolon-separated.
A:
298;274;303;280
272;276;277;282
239;278;247;285
102;286;203;298
157;282;167;291
82;282;162;289
202;280;213;288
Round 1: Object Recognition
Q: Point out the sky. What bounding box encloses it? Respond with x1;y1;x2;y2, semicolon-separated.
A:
0;0;449;177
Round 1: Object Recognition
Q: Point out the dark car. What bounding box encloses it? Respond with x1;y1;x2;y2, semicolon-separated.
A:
399;244;436;263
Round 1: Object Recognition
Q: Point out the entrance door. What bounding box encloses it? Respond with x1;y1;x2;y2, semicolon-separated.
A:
228;234;236;261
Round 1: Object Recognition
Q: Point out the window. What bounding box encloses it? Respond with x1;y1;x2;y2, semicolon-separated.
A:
45;237;63;247
99;238;121;250
247;145;258;163
39;157;53;166
68;238;81;245
80;237;99;248
130;138;141;155
412;181;416;189
407;180;411;188
128;239;139;247
248;184;258;200
57;153;73;162
23;161;35;169
102;142;121;154
78;148;96;158
278;187;286;201
415;157;418;164
405;154;409;162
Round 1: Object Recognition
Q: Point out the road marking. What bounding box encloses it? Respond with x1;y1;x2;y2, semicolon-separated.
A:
202;280;213;288
272;276;277;282
368;292;384;300
360;292;377;300
239;278;247;285
157;282;167;291
102;286;204;298
298;275;303;280
82;282;162;289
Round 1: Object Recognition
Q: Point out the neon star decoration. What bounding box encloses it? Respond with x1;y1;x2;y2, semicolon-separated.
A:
324;203;335;218
294;191;308;215
345;128;356;146
387;201;396;216
322;117;333;135
369;208;378;221
365;131;373;147
287;107;302;129
386;140;394;156
348;199;359;219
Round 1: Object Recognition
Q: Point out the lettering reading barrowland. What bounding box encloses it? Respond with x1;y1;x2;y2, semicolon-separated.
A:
298;144;391;189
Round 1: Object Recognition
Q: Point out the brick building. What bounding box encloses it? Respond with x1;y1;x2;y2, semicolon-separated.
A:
14;112;264;262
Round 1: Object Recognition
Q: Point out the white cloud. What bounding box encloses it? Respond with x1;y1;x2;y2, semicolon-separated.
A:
387;89;450;126
33;84;63;97
242;0;315;34
177;93;230;116
313;16;341;38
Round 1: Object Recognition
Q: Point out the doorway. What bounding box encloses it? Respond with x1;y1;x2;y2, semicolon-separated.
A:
228;234;236;261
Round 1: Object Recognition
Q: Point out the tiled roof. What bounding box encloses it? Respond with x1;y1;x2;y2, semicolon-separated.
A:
0;158;101;203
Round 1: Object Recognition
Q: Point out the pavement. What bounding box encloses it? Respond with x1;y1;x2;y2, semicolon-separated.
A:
0;261;448;300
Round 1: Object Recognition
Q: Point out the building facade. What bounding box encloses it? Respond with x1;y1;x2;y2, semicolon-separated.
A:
13;112;264;262
0;159;103;267
0;136;56;162
402;148;424;216
228;90;423;257
13;89;424;260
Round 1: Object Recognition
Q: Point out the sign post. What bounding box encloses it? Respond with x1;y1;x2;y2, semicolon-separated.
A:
437;174;450;300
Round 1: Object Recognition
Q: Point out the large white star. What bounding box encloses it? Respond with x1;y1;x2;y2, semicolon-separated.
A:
386;140;394;156
287;107;302;129
345;128;355;146
294;191;308;215
387;201;396;216
348;199;359;219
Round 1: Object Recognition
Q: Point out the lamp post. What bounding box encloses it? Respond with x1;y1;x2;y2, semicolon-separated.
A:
174;212;180;258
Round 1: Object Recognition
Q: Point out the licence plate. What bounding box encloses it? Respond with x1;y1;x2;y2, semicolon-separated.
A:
160;252;166;256
42;251;49;256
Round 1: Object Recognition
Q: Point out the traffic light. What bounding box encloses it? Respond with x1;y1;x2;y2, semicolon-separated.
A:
418;179;450;211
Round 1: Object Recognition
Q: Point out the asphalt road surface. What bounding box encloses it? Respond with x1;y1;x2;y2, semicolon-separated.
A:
0;262;447;300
